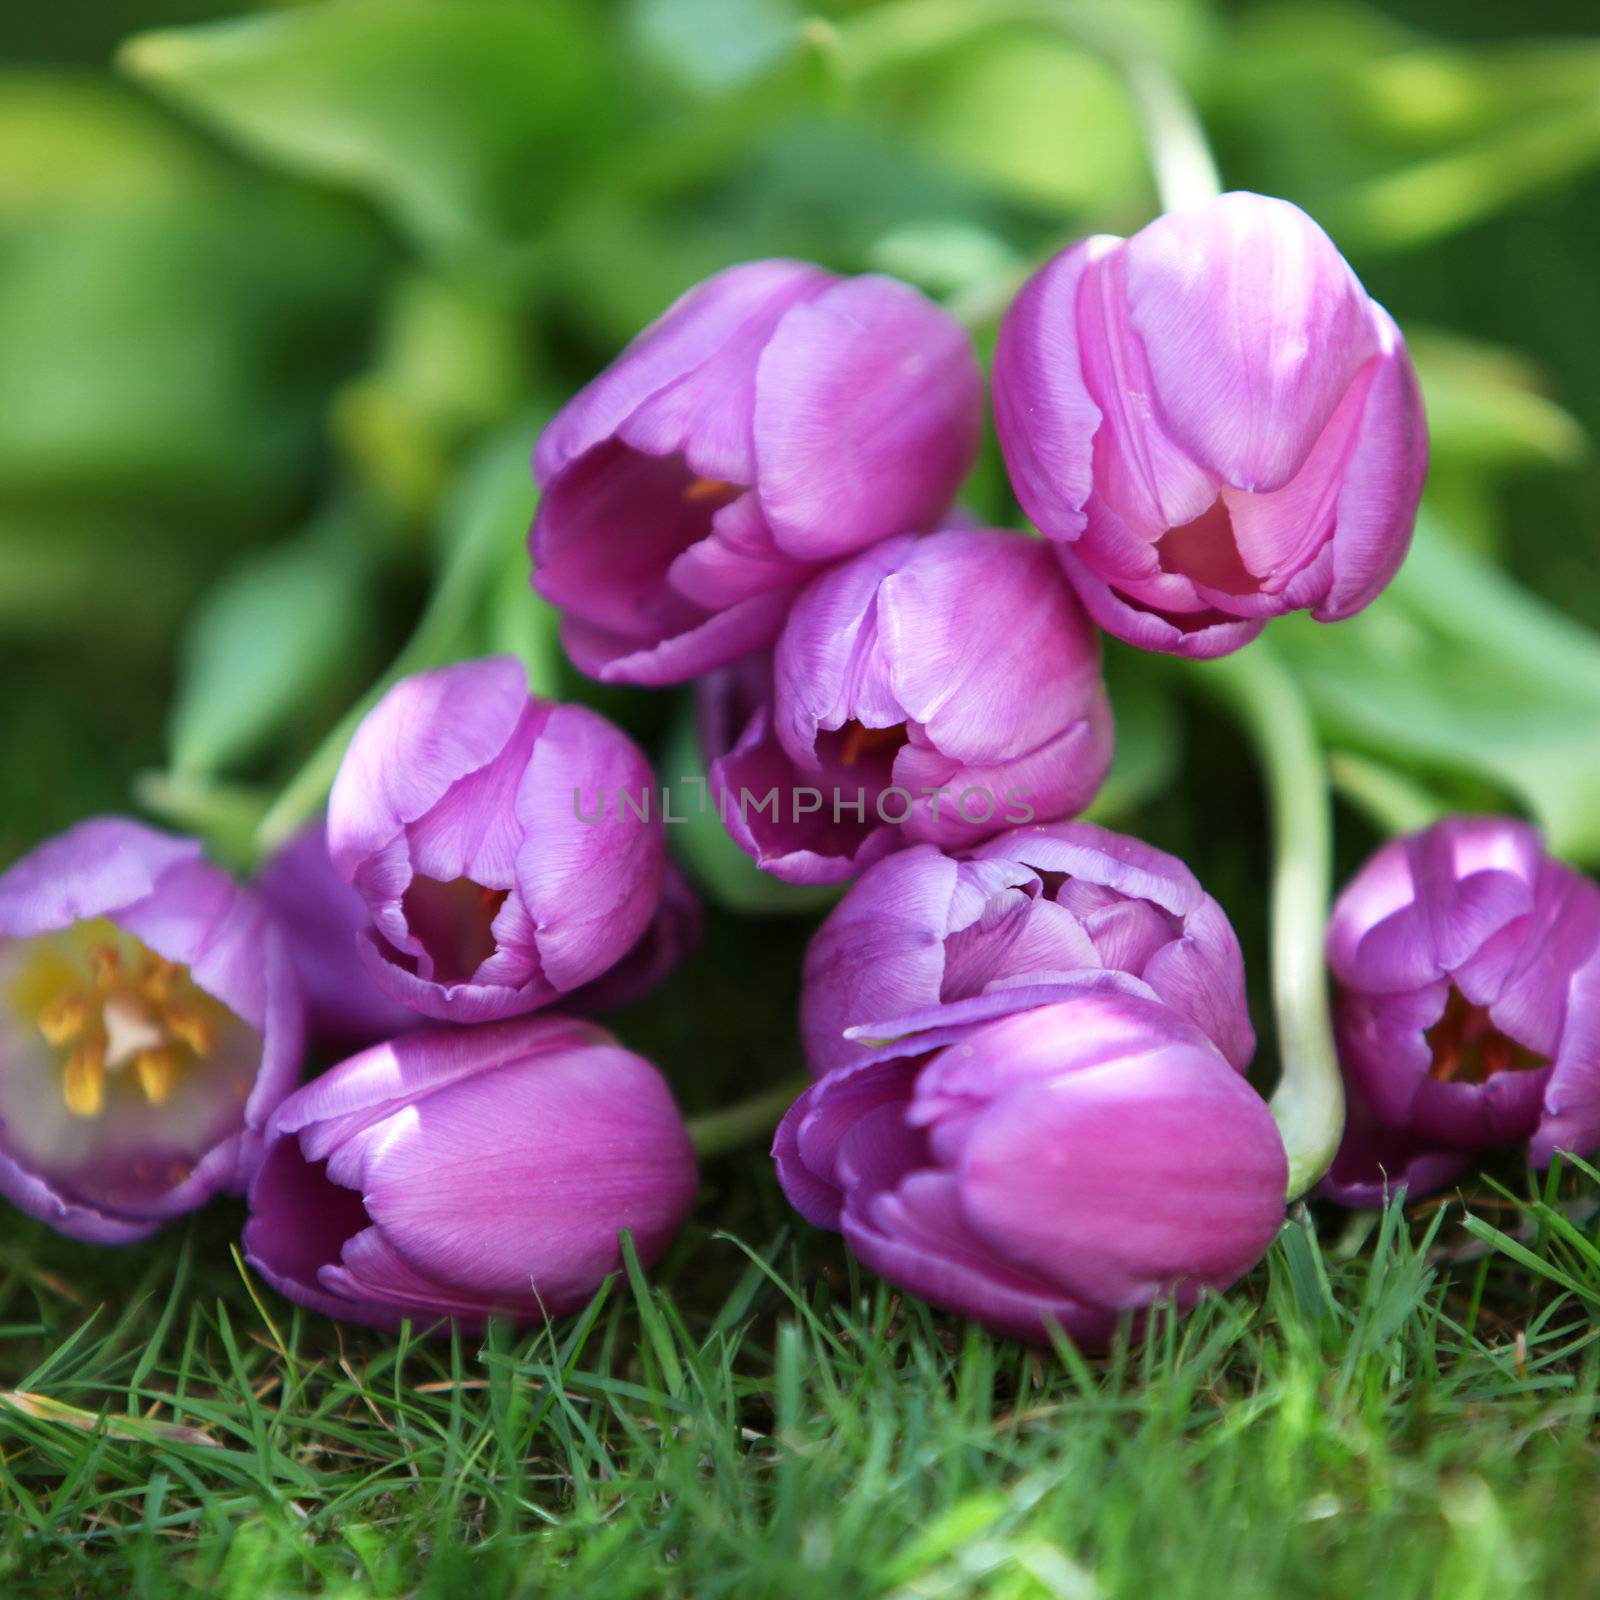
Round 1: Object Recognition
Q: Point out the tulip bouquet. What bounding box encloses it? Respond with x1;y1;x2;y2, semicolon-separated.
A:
5;4;1600;1382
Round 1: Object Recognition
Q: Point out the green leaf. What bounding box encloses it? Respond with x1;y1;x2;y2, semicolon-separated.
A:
628;0;805;95
1274;514;1600;865
333;269;534;525
168;509;376;777
122;0;612;255
1082;649;1183;825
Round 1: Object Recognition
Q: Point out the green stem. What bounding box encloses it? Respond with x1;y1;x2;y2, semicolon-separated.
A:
686;1075;810;1161
1050;0;1222;212
1328;751;1444;838
1198;645;1343;1201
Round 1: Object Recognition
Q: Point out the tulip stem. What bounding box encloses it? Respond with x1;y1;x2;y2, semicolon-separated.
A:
1197;643;1344;1201
686;1076;810;1160
1050;1;1222;213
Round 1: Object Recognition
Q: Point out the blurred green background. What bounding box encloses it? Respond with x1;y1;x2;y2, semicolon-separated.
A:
3;0;1599;938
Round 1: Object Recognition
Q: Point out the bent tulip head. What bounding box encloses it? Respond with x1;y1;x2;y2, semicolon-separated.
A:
801;821;1254;1077
244;1015;699;1330
708;529;1112;885
532;260;983;685
0;818;303;1242
994;191;1427;658
1319;816;1600;1207
775;993;1286;1347
328;655;666;1025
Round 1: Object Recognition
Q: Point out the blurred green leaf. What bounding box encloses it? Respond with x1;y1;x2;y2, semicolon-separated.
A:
122;0;614;256
0;73;384;514
168;509;376;777
1275;514;1600;865
254;416;548;856
628;0;805;95
333;269;534;525
1412;329;1588;475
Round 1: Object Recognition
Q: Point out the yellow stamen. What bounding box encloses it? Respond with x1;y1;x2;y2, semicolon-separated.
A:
89;944;122;987
683;475;738;508
37;992;89;1047
63;1042;107;1118
164;1002;217;1058
140;956;178;1003
135;1048;179;1107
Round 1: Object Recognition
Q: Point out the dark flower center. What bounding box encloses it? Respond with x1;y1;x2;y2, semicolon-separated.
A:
829;720;909;769
1425;987;1547;1085
1157;497;1257;596
401;876;509;985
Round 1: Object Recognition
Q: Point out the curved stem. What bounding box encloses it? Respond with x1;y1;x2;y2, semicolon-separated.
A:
1051;1;1221;212
1199;645;1343;1201
686;1075;810;1161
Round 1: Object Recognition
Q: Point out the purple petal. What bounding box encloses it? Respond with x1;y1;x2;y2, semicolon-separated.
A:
754;276;982;560
1123;193;1379;494
992;238;1110;544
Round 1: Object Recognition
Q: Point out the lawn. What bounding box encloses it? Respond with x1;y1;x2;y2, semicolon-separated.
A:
6;1;1600;1595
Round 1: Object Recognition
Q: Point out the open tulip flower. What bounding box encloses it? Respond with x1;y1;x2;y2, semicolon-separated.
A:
532;259;983;685
1320;816;1600;1206
260;819;700;1047
994;191;1427;658
0;819;303;1242
706;528;1113;885
774;991;1286;1347
328;655;668;1025
244;1015;699;1330
801;821;1254;1078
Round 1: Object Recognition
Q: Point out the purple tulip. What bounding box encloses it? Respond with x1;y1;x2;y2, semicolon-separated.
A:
260;820;699;1045
257;820;422;1050
1319;816;1600;1207
0;818;303;1242
244;1015;698;1330
774;992;1286;1347
705;529;1112;885
994;192;1427;659
801;822;1254;1077
531;260;983;685
327;656;667;1025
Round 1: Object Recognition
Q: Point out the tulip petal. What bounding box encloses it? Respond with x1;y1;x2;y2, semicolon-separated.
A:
755;275;981;560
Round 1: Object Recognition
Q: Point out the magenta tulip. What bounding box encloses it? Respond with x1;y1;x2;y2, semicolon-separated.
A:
532;260;983;685
774;992;1286;1347
1319;816;1600;1206
706;529;1112;885
801;822;1254;1077
994;192;1427;658
327;656;667;1025
244;1015;698;1330
0;818;303;1242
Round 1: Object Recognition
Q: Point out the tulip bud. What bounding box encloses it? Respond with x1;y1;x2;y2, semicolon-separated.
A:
705;529;1112;885
774;993;1286;1346
1319;816;1600;1206
260;819;699;1044
244;1015;699;1330
532;260;983;685
801;823;1254;1077
0;818;303;1241
327;655;667;1024
994;192;1427;659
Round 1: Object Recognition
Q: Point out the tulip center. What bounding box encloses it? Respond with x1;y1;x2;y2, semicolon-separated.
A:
1157;497;1257;596
829;720;909;770
11;919;231;1119
401;876;509;984
1426;987;1547;1085
682;476;741;511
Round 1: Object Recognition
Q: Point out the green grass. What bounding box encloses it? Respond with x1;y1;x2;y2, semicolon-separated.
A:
4;1152;1600;1599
